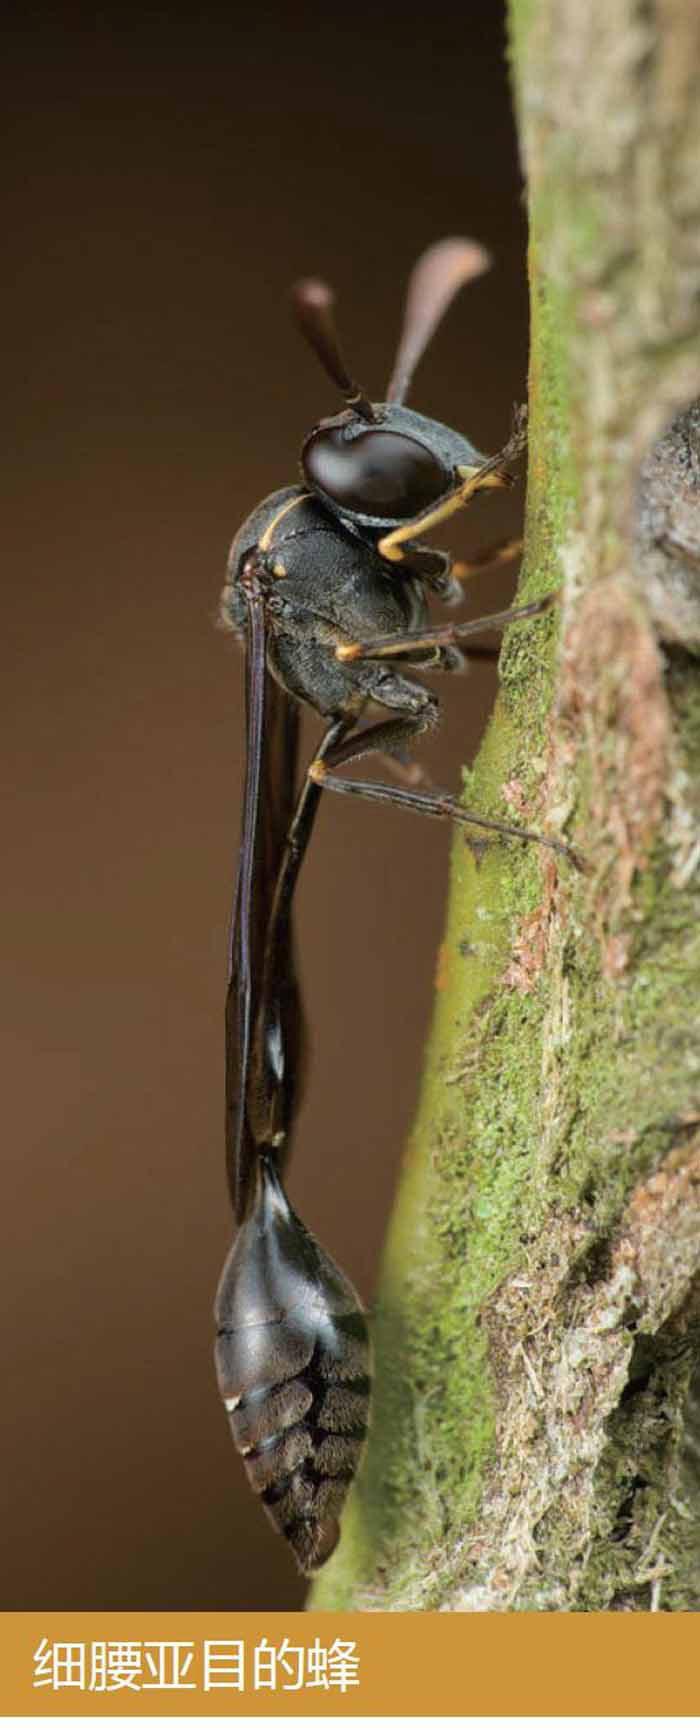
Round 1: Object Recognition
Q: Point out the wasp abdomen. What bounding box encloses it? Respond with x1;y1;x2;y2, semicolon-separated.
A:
214;1159;370;1572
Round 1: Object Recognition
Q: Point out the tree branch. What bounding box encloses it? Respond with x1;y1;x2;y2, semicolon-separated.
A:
310;0;700;1611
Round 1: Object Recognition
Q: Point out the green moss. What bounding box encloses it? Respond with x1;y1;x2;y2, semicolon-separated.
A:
575;1317;700;1610
313;587;698;1605
311;0;700;1614
312;641;570;1609
312;643;699;1613
507;0;535;77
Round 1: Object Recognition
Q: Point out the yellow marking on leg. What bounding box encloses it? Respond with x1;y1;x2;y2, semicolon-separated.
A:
457;465;509;490
451;536;523;583
308;757;327;783
259;492;311;553
378;464;509;563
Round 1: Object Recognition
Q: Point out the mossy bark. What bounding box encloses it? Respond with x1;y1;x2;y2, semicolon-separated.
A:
310;0;700;1611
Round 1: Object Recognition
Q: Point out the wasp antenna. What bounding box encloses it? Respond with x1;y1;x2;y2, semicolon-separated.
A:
291;277;376;423
386;237;492;405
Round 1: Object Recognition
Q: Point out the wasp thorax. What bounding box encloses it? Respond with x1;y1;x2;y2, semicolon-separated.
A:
302;424;449;520
214;1160;370;1573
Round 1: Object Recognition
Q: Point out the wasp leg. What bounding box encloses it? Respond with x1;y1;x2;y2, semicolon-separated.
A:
336;591;558;664
451;535;523;583
375;751;430;788
406;535;523;604
248;715;353;1157
378;461;508;565
264;718;352;927
377;419;527;565
308;715;579;866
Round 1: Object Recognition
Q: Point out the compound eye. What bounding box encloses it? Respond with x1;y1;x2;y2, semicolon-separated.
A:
303;427;448;518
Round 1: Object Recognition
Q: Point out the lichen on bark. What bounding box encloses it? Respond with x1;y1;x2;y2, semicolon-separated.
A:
310;0;700;1612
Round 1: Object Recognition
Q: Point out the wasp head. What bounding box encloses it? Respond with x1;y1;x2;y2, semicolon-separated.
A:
300;402;485;531
292;238;492;533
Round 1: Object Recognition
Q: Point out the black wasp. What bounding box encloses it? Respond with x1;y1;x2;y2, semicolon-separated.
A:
214;239;570;1573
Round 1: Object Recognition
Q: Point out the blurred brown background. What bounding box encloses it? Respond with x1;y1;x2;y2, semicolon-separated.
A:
2;4;527;1609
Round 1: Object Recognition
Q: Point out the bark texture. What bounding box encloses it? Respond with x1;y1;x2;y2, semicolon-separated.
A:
310;0;700;1612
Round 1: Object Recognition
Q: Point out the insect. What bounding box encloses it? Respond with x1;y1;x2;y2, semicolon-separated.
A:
214;239;571;1573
